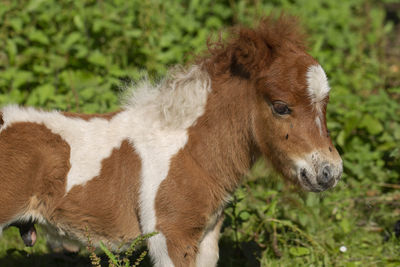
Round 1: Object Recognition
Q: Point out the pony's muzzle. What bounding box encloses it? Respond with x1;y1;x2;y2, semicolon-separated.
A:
297;161;342;192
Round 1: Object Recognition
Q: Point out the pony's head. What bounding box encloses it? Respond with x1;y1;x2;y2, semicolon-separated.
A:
205;16;342;192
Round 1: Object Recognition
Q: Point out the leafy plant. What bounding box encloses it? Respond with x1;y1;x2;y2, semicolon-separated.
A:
86;227;157;267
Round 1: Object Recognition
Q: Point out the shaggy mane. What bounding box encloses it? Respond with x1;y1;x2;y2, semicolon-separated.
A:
123;65;211;129
200;14;308;78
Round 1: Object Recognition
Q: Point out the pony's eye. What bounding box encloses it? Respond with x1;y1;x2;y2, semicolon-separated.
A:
272;101;291;115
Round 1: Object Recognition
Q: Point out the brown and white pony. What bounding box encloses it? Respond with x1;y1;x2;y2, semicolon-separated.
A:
0;16;342;266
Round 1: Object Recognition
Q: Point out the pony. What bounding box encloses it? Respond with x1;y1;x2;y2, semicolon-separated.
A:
0;15;342;266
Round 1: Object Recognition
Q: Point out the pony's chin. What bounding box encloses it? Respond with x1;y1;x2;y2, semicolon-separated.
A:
297;175;337;192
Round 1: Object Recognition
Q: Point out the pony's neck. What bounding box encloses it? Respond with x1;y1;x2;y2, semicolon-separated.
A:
187;75;259;195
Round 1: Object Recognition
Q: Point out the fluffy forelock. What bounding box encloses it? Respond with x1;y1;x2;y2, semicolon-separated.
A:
200;14;308;78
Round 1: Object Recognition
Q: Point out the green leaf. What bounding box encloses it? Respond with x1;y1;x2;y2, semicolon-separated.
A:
239;211;251;221
394;123;400;140
289;246;310;257
26;0;47;12
12;71;34;89
73;15;85;31
63;32;82;50
27;30;49;45
37;84;55;105
337;130;346;147
8;88;25;103
8;18;23;32
33;64;51;74
80;88;95;100
88;51;108;67
6;40;17;65
99;242;119;265
360;114;383;135
48;54;67;69
75;45;89;58
125;29;142;38
108;65;128;77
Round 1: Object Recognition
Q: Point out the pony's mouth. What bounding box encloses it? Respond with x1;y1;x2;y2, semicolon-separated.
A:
298;167;336;192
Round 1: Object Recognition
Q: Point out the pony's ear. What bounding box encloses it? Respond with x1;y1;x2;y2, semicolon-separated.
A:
229;33;271;80
230;52;251;79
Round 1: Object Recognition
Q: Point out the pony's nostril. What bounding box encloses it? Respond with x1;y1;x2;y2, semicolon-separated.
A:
300;168;307;179
300;168;312;184
299;168;314;189
318;165;332;185
322;166;330;180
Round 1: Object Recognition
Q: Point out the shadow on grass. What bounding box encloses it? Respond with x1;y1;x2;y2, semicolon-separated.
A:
0;239;262;267
0;248;154;267
0;249;91;267
218;237;262;267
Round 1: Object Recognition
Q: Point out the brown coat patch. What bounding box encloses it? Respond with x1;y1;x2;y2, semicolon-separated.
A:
0;122;70;223
50;140;142;245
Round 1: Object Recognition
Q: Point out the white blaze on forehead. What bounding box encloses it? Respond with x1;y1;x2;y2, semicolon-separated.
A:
306;64;330;135
315;116;322;134
306;65;330;103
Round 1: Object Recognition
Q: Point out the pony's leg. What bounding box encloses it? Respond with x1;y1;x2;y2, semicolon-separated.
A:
148;216;224;267
10;221;37;246
196;216;224;267
0;193;34;245
148;233;175;267
148;230;201;267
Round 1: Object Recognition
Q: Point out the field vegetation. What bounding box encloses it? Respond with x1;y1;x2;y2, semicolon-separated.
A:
0;0;399;266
